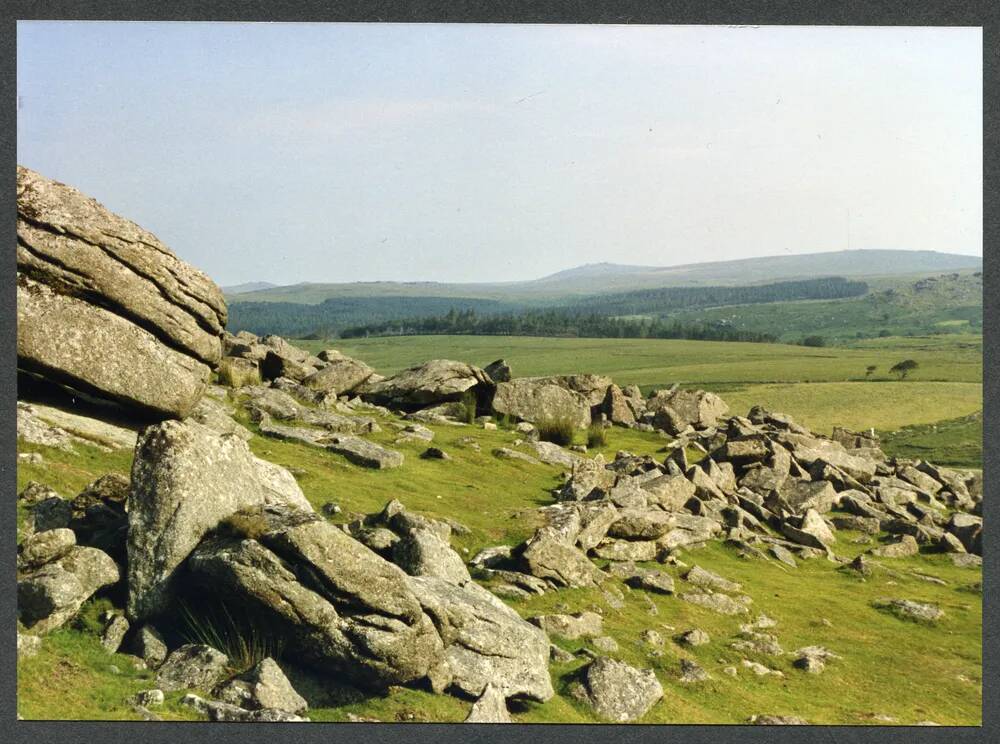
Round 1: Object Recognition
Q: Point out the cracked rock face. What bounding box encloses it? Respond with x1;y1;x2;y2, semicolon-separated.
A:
126;419;312;621
16;166;226;418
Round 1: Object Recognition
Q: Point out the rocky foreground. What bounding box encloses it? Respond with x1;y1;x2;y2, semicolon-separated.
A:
15;167;983;724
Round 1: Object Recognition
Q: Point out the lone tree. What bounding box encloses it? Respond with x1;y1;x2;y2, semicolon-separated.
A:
865;365;877;378
889;359;919;380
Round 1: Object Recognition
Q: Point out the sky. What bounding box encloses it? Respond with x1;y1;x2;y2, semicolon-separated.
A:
17;22;982;287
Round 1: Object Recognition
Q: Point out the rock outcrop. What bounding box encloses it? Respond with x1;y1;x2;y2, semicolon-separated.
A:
362;360;492;409
126;419;312;620
17;166;227;418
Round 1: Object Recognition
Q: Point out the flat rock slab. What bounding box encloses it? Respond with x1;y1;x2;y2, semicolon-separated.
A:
326;436;404;469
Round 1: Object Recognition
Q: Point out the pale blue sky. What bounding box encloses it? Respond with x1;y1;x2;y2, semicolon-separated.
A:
17;22;982;286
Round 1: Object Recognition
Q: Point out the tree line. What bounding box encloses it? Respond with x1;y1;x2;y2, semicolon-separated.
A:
340;308;779;343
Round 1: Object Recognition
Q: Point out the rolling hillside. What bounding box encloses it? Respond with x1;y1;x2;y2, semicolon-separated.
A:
224;250;982;305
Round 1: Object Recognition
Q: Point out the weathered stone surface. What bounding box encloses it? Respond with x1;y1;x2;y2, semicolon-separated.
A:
575;502;620;552
214;658;308;715
483;359;512;384
640;473;697;510
126;419;311;621
16;401;138;452
464;682;511;723
189;396;252;441
608;509;676;540
100;613;130;653
363;359;492;407
947;513;982;555
408;575;553;701
129;624;168;668
781;509;835;550
873;598;944;623
157;644;230;692
326;435;404;469
602;384;637;427
17;528;76;571
771;479;839;515
679;592;749;616
392;528;471;585
592;539;658;562
530;440;581;468
301;357;374;395
870;534;919;558
17;166;226;366
187;509;443;689
625;568;676;594
679;658;710;683
521;535;607;588
17;545;120;633
684;565;741;593
677;628;710;646
18;275;211;418
648;388;729;430
530;611;603;640
181;693;309;722
492;378;591;429
17;632;42;659
558;457;616;501
573;657;663;722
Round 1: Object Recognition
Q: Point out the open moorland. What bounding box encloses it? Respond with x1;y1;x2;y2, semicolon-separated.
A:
16;166;982;726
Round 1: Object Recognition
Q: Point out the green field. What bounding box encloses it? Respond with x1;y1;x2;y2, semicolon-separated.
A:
296;334;982;466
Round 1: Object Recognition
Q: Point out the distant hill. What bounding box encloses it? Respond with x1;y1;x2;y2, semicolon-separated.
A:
226;250;981;305
222;281;278;295
667;272;983;343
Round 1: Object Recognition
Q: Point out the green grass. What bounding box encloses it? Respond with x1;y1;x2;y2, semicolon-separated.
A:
300;334;982;386
717;381;982;436
295;334;982;457
880;412;983;469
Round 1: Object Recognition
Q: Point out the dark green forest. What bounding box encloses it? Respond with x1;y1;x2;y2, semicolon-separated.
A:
227;276;867;340
339;309;779;342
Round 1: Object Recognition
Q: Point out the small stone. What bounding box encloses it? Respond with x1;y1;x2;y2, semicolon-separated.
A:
679;658;710;683
677;628;710;646
130;689;165;707
593;636;619;653
100;614;130;653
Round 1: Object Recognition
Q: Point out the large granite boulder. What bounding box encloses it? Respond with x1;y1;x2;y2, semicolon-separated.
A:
16;166;226;418
647;388;728;431
492;378;591;428
126;419;312;621
407;575;554;701
187;506;444;689
362;359;492;408
301;357;375;395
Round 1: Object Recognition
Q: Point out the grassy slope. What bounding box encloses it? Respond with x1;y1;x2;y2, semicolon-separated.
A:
17;412;982;724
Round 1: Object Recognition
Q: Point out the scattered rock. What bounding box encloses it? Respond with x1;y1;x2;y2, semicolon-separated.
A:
214;658;308;715
572;657;663;722
677;628;710;647
100;614;130;653
156;644;230;692
679;592;749;616
530;611;603;640
679;658;710;683
873;598;944;623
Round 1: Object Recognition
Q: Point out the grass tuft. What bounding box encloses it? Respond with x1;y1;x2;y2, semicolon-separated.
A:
536;415;576;446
